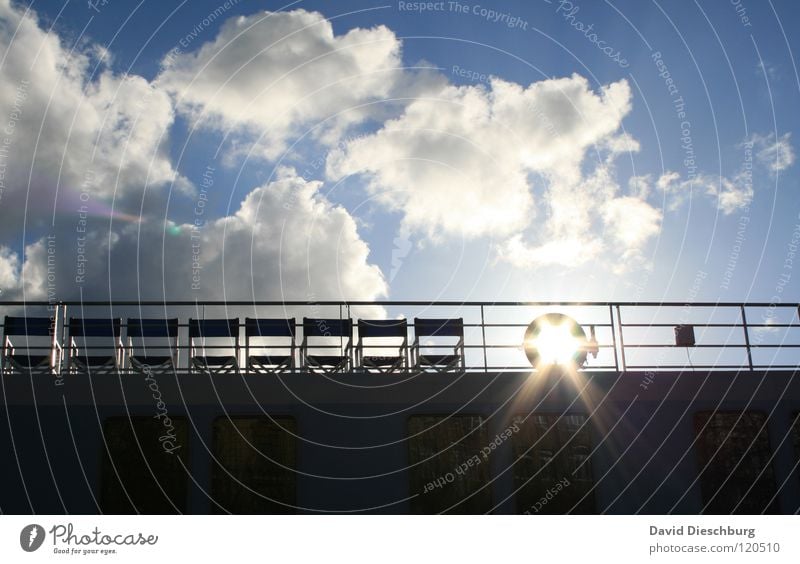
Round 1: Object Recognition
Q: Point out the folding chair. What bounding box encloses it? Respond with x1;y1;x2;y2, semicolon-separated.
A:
245;318;296;374
356;318;409;373
411;318;465;373
1;316;60;374
301;318;353;373
66;318;123;374
126;318;179;372
189;318;240;375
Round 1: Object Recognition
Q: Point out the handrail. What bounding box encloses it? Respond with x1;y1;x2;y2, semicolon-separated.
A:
1;300;797;307
1;301;798;374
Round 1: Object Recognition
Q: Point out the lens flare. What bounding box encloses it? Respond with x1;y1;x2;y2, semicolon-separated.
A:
523;313;589;370
529;321;580;365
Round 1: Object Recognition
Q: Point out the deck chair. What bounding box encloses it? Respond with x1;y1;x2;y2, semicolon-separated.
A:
66;318;123;374
126;318;179;372
189;318;240;375
301;318;353;373
1;316;60;374
356;319;408;373
245;318;296;374
411;318;465;373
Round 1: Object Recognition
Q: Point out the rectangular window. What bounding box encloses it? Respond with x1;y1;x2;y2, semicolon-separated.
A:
211;417;296;514
100;416;189;514
407;415;492;514
511;414;595;514
694;411;778;514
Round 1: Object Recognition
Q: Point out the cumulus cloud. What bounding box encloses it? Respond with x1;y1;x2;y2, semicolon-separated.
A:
327;73;660;268
5;0;775;298
147;167;387;301
157;9;406;161
2;169;386;302
0;239;55;300
0;0;187;237
0;2;395;306
496;164;662;268
0;246;22;296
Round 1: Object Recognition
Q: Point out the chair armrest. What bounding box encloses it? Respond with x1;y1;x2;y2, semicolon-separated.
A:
338;339;353;370
299;336;307;365
410;337;420;365
354;339;363;364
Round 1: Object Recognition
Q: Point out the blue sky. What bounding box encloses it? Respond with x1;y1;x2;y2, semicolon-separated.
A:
0;0;798;303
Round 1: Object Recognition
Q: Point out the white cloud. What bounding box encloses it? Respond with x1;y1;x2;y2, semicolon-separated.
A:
0;246;22;295
156;167;387;301
654;172;753;214
496;235;604;269
628;175;652;199
0;0;188;235
602;197;662;267
496;164;662;268
751;132;795;174
4;169;386;302
157;9;406;161
604;132;640;155
0;241;50;300
648;133;794;216
327;74;659;268
4;0;777;297
0;2;391;304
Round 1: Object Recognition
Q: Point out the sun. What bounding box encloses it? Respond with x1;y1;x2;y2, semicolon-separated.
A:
528;321;581;365
523;313;590;370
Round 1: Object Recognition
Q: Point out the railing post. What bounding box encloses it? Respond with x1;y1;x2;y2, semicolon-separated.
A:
480;304;488;373
58;301;67;374
615;305;627;373
609;304;620;372
346;302;351;370
740;305;754;372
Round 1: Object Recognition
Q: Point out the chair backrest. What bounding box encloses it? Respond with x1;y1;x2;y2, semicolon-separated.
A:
413;318;464;338
69;318;121;338
245;318;296;338
189;318;239;339
358;319;407;339
3;316;54;336
126;318;179;338
303;318;352;339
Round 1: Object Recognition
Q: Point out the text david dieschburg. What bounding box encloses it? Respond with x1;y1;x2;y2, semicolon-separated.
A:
650;525;755;539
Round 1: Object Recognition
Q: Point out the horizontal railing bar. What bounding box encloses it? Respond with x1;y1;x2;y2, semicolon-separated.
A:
622;344;800;348
625;364;749;369
2;300;798;307
622;323;800;328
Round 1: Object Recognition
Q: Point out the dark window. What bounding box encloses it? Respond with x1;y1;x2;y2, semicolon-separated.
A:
407;415;492;514
100;416;189;514
211;417;296;514
511;414;595;514
694;411;778;514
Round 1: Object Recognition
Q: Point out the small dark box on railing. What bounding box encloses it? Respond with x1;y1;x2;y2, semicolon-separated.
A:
674;325;695;346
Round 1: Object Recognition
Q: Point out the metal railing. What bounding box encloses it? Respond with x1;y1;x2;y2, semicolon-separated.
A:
1;300;798;374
